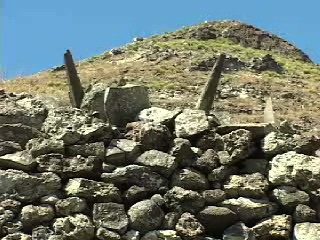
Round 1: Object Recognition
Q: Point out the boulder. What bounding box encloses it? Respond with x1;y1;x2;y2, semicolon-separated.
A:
196;130;224;151
169;138;196;167
37;154;101;179
219;197;278;224
175;109;209;138
64;178;122;203
32;226;55;240
293;204;317;223
192;149;220;174
208;165;237;182
0;169;61;203
93;203;128;234
268;151;320;191
0;151;37;171
2;220;23;235
197;206;238;236
104;85;150;126
55;197;88;216
137;107;180;126
53;214;95;240
164;186;205;214
161;212;181;230
105;139;141;165
223;222;254;240
170;168;209;190
251;215;292;240
101;165;168;192
128;199;164;233
135;150;177;177
20;205;55;230
270;186;309;213
123;185;150;205
96;228;121;240
293;222;320;240
26;138;65;158
175;212;204;237
201;189;226;205
65;142;105;160
223;173;269;199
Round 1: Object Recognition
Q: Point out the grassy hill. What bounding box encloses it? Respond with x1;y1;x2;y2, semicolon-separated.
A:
1;20;320;133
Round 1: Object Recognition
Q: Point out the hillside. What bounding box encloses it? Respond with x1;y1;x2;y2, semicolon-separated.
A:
1;20;320;132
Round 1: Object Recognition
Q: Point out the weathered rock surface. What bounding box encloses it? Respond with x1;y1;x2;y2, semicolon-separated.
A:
66;142;105;160
55;197;88;216
175;212;204;237
293;222;320;240
175;109;209;138
170;168;209;190
20;204;55;230
138;107;179;126
0;151;37;171
105;139;141;165
169;138;196;167
104;85;150;126
293;204;317;223
192;149;220;173
26;138;65;158
0;140;21;157
223;222;254;240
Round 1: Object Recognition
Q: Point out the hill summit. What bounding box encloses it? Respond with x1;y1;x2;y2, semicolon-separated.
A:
1;20;319;133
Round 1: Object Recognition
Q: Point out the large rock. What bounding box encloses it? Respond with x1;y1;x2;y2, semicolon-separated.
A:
219;197;278;224
26;138;65;158
0;93;47;129
196;130;224;151
55;197;88;216
101;165;167;192
222;129;254;164
32;226;55;240
251;215;292;240
293;222;320;240
53;214;95;240
175;109;209;138
223;173;269;198
192;149;220;174
293;204;317;223
169;138;196;167
0;169;61;202
223;222;255;240
268;151;320;191
197;206;238;236
104;84;150;126
93;203;128;234
96;228;121;240
175;212;204;238
105;139;141;165
164;186;205;214
20;205;55;230
137;107;180;126
66;142;105;160
64;178;122;203
202;189;226;205
0;151;37;171
0;140;21;157
0;124;42;148
135;150;177;177
170;168;209;190
128;199;164;233
37;154;101;179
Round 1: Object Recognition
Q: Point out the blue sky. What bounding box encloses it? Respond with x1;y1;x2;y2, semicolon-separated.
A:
1;0;320;79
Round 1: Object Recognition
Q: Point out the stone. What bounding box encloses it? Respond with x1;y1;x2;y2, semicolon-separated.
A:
101;165;167;192
0;208;14;236
151;194;165;207
0;151;37;171
196;131;224;151
223;173;269;198
2;220;23;235
122;230;140;240
270;186;309;213
32;226;54;240
136;150;177;177
55;197;88;216
0;124;42;148
105;139;141;165
37;154;101;179
208;165;237;182
162;212;181;230
123;185;150;204
0;199;21;214
197;206;238;236
251;215;292;240
137;107;180;126
128;199;164;233
40;195;61;205
202;189;226;205
192;149;220;174
65;142;105;160
96;228;121;240
2;233;32;240
93;203;128;234
175;109;209;138
262;132;294;156
0;140;21;156
26;138;65;158
293;222;320;240
239;158;268;175
158;230;182;240
0;169;61;203
169;138;196;167
104;84;150;126
219;197;278;224
164;186;205;214
223;222;254;240
293;204;317;223
175;212;204;237
0;94;47;129
222;129;254;164
268;151;320;191
20;205;55;230
138;123;172;152
81;83;108;120
170;168;209;190
53;214;95;240
64;178;122;203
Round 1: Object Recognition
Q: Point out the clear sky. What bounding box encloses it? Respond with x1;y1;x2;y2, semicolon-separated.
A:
1;0;319;79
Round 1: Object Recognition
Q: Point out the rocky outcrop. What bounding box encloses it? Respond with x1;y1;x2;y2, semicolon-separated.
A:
0;89;319;239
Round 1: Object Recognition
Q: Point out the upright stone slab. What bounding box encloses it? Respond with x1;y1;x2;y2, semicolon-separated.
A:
104;84;150;126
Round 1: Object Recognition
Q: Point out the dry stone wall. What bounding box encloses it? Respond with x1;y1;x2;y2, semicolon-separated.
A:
0;87;320;240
